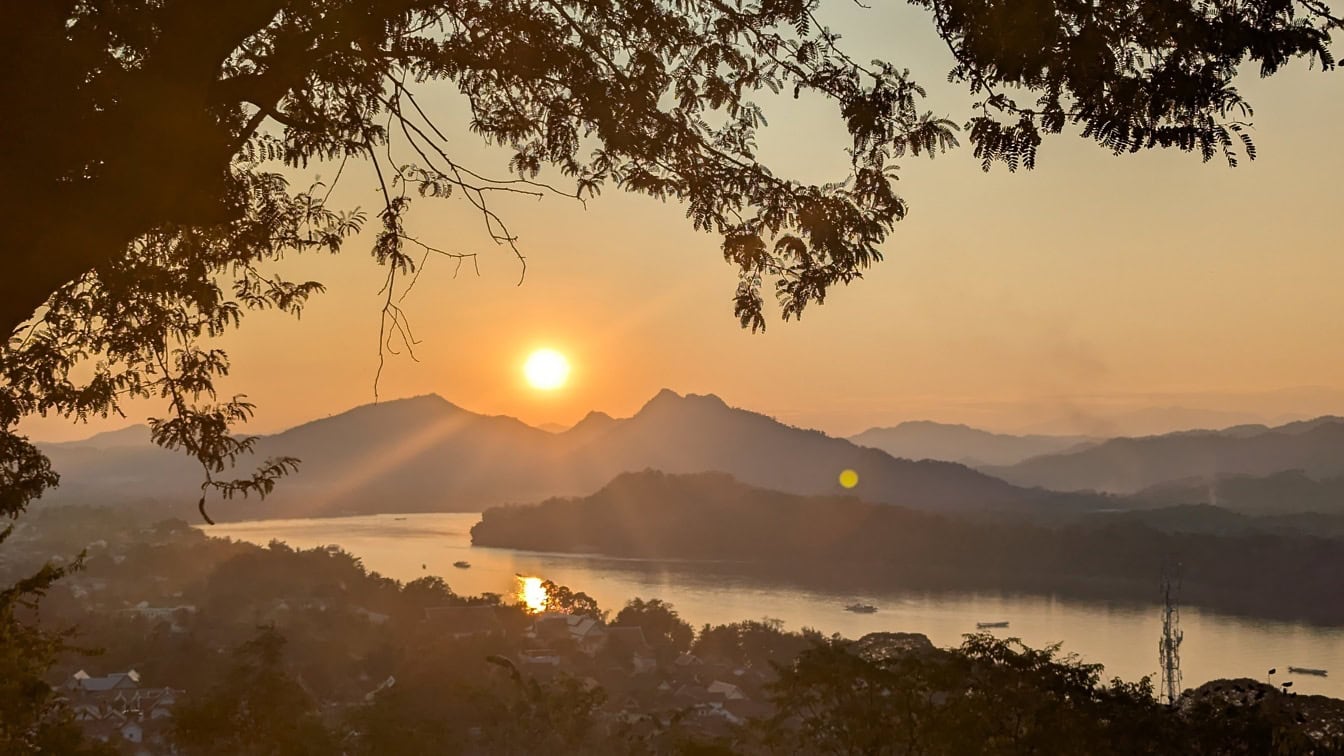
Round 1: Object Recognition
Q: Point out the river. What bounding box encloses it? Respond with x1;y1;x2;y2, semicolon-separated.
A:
207;512;1344;698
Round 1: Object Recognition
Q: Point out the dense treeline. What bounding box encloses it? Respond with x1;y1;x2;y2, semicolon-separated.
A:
764;635;1344;755
4;511;526;703
171;621;1344;755
0;523;116;754
1137;471;1344;517
472;471;1344;624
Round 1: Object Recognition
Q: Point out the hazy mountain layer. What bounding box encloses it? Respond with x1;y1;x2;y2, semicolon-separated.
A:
1134;470;1344;516
984;418;1344;494
849;421;1096;467
38;390;1079;520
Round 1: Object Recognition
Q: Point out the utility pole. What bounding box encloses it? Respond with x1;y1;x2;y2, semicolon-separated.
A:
1159;564;1184;706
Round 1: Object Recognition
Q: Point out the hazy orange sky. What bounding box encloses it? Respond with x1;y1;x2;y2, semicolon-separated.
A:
21;3;1344;442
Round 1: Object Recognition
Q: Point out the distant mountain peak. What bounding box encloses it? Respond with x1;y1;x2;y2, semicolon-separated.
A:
566;410;617;436
636;388;732;416
647;387;682;402
47;423;153;448
893;420;977;431
270;392;478;440
325;393;464;416
389;393;460;410
634;388;684;416
363;393;466;417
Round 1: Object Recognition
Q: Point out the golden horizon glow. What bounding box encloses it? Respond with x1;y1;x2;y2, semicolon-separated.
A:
519;575;548;613
524;349;570;391
16;2;1344;447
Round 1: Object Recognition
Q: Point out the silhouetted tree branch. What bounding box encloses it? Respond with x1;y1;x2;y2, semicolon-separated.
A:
0;0;1336;521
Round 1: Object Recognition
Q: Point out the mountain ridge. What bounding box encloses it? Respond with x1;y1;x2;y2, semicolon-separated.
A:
986;419;1344;494
849;421;1097;467
36;389;1092;520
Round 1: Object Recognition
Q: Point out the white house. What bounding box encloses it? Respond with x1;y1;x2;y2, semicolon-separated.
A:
66;669;140;694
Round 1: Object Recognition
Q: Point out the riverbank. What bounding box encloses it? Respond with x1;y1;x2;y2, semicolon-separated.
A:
470;471;1344;627
204;511;1344;699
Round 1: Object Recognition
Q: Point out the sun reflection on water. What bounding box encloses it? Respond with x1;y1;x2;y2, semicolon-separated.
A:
518;575;548;613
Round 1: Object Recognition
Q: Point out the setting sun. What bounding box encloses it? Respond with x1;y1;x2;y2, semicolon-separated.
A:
523;349;570;390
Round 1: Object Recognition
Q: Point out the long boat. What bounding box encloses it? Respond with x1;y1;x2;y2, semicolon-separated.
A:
845;603;878;614
1288;666;1328;677
976;621;1010;629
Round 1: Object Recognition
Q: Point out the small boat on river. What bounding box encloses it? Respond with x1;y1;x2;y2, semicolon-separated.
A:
976;621;1010;629
453;560;471;569
845;603;878;614
1288;666;1328;677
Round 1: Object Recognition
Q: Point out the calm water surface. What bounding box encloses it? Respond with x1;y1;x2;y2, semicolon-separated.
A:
207;513;1344;698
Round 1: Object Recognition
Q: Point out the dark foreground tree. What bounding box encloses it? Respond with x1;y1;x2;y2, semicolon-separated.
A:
613;597;695;658
1;0;1339;521
171;624;339;755
764;633;1332;755
0;531;113;754
540;579;605;620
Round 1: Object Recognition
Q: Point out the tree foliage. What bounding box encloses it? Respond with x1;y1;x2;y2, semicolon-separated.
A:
914;0;1340;170
764;632;1324;755
614;597;695;655
171;624;339;755
351;656;607;755
540;579;605;620
0;0;1339;522
0;528;113;755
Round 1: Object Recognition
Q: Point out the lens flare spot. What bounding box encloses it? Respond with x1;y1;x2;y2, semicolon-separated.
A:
839;469;859;489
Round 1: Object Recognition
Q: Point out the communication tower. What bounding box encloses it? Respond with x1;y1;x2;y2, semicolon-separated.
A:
1159;564;1184;706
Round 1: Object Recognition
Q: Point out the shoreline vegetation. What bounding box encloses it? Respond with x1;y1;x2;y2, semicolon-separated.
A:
207;509;1343;634
471;471;1344;626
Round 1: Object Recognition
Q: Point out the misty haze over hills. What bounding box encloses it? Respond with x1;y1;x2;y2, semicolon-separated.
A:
39;390;1083;520
995;386;1344;437
38;393;1344;522
1013;406;1303;438
849;422;1097;467
849;416;1344;515
985;416;1344;494
1135;471;1344;517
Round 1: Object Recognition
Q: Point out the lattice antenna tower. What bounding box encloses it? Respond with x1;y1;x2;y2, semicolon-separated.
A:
1159;563;1184;706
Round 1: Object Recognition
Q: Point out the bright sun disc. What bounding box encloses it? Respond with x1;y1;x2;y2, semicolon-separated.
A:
524;349;570;390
